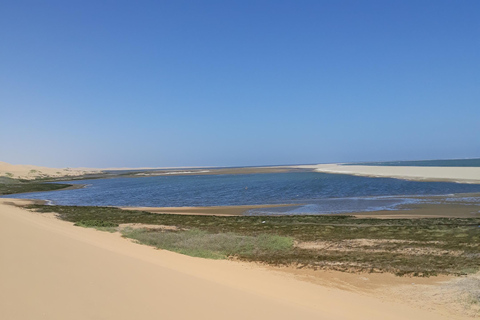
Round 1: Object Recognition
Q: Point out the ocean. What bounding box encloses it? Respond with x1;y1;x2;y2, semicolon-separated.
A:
6;171;480;215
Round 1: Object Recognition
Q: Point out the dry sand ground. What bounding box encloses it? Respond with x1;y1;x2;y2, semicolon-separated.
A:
0;199;468;320
299;164;480;184
0;161;101;180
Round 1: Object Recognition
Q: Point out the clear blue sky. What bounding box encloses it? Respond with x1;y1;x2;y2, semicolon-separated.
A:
1;1;479;167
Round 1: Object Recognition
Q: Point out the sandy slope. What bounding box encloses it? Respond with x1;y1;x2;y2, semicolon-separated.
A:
0;199;463;320
0;161;100;180
298;164;480;183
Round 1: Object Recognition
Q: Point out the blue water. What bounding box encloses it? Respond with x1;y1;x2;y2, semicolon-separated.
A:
5;172;480;214
348;158;480;167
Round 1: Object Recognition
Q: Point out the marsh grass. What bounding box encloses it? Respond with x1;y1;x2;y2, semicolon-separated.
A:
74;220;119;233
122;228;293;259
28;204;480;276
0;179;71;195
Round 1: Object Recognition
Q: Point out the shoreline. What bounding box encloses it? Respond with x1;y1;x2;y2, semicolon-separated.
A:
120;194;480;218
3;161;480;183
120;203;300;216
298;164;480;184
0;198;469;319
0;182;86;196
6;191;480;218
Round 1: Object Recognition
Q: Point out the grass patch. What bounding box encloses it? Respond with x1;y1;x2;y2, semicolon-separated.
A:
122;228;293;259
74;220;119;232
27;204;480;276
0;178;72;195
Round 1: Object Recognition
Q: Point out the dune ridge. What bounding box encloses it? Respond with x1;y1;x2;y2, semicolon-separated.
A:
0;161;101;180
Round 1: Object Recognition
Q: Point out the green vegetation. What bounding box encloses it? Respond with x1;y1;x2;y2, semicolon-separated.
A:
0;177;72;195
27;204;480;276
122;228;293;259
74;220;119;232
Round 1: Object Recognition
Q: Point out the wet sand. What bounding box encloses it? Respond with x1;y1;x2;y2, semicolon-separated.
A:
354;202;480;219
121;203;299;216
121;193;480;219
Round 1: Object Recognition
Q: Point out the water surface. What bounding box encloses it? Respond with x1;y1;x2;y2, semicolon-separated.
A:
6;172;480;214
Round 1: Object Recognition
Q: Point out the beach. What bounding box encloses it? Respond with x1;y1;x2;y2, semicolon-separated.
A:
0;198;465;320
300;164;480;184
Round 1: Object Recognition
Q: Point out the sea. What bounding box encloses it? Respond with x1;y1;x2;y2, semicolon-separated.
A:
5;159;480;215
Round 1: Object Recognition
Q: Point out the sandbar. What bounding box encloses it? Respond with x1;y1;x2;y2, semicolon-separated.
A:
298;164;480;184
121;203;299;216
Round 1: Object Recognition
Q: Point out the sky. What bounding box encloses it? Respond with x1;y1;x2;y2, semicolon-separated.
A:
1;1;479;168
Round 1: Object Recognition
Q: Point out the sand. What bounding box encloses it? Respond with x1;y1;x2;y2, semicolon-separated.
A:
298;164;480;184
4;160;480;183
0;161;301;180
0;161;101;180
121;204;299;216
0;198;464;320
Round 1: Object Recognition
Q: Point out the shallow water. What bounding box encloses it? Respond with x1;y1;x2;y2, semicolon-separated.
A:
5;172;480;214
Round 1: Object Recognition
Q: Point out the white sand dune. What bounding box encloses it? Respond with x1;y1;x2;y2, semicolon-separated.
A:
298;164;480;184
0;161;210;180
0;199;459;320
0;161;101;180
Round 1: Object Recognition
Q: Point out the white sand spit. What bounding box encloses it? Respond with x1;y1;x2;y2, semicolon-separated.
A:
297;164;480;184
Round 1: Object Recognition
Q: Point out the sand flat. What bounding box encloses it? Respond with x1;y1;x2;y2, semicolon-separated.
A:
298;164;480;183
121;204;299;216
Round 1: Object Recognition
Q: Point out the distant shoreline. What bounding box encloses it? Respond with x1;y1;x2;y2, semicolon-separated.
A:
297;164;480;184
3;164;480;217
4;159;480;183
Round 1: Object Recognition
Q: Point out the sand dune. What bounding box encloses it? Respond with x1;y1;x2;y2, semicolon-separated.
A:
298;164;480;184
0;199;461;320
0;161;101;180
